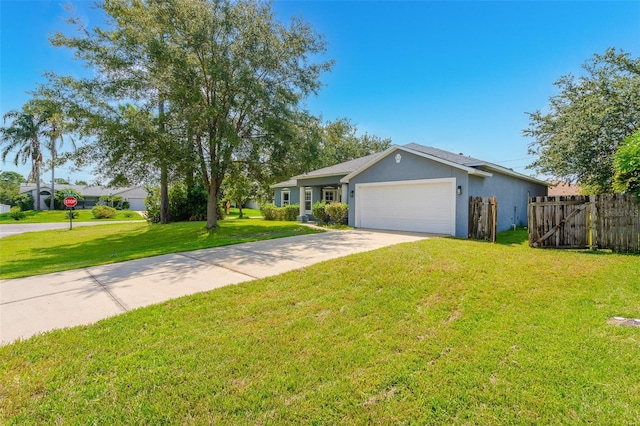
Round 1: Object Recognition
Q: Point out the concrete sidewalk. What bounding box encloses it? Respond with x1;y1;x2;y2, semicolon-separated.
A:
1;229;427;345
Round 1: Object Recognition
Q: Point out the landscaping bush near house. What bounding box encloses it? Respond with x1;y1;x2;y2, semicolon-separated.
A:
8;207;25;221
260;204;300;221
312;201;329;224
13;193;34;211
325;202;349;224
283;204;299;221
260;204;279;220
91;205;117;219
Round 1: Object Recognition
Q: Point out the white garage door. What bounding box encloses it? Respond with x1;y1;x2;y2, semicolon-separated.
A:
355;178;456;235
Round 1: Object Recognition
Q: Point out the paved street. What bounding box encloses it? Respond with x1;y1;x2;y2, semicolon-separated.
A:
0;220;146;238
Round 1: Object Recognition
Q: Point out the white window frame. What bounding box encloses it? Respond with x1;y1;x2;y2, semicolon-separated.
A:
281;189;290;206
304;189;313;213
322;188;337;203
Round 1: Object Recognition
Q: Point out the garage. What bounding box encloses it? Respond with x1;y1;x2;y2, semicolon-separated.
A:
354;178;456;235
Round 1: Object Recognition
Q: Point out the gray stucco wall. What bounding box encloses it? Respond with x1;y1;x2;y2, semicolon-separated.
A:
273;187;300;207
347;150;470;237
273;176;343;208
275;150;547;237
468;170;547;232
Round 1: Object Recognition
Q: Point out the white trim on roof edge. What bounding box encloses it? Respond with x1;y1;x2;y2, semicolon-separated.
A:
340;145;492;184
291;171;348;180
270;180;297;189
465;162;550;186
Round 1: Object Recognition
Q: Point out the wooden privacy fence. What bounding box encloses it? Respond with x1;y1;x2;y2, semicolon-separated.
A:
528;194;640;252
469;196;497;243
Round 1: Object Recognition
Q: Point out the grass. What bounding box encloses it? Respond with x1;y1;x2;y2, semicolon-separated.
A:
1;230;639;424
0;220;321;279
0;209;144;223
225;207;262;219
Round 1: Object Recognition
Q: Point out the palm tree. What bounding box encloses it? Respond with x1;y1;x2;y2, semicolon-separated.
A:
37;102;73;211
0;108;47;210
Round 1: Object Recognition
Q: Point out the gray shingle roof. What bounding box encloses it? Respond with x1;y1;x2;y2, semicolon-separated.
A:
403;143;484;166
272;143;548;188
294;152;384;179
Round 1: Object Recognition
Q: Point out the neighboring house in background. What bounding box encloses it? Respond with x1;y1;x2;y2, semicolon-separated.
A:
272;143;549;237
547;181;582;196
19;184;148;211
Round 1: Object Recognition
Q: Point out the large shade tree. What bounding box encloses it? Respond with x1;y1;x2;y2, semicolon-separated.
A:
613;129;640;197
524;48;640;193
319;118;392;168
52;0;332;229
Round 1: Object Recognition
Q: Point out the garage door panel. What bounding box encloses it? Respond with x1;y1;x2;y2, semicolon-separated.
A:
356;180;455;235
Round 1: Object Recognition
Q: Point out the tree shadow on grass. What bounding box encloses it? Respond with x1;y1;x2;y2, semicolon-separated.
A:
495;227;639;257
2;221;320;279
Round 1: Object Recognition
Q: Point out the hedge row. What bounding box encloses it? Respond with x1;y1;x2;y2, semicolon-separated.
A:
260;204;300;221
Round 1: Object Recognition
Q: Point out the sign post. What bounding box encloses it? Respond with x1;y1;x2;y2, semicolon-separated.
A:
63;195;78;230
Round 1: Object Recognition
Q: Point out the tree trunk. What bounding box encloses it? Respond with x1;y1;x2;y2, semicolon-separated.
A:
35;161;41;211
206;182;218;230
160;163;170;224
50;142;56;211
238;205;243;219
158;100;170;224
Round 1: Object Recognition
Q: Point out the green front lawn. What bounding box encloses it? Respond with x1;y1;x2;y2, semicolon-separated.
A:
0;220;321;279
0;209;144;223
226;207;262;218
1;232;639;424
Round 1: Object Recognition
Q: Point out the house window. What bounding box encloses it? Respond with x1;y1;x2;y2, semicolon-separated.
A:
305;189;312;212
281;190;290;206
323;188;337;203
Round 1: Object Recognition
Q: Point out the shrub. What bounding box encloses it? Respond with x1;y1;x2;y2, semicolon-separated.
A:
13;193;34;211
312;201;329;224
65;210;79;220
260;204;300;221
145;186;161;223
260;204;280;221
325;202;349;225
283;204;300;221
8;207;25;221
122;201;130;210
147;183;220;223
92;205;117;219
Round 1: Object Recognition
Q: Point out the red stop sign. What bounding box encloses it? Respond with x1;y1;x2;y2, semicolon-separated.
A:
63;196;78;208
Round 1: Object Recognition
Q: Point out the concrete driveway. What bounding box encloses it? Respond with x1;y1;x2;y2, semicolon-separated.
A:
0;229;427;345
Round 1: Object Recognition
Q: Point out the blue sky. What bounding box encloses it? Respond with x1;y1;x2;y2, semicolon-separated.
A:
1;0;639;183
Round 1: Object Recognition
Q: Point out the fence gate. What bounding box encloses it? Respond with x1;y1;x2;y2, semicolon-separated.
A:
529;194;640;252
528;196;591;248
469;196;497;243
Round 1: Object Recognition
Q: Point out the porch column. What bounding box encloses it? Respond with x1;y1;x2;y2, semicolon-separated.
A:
341;183;348;203
299;186;305;217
